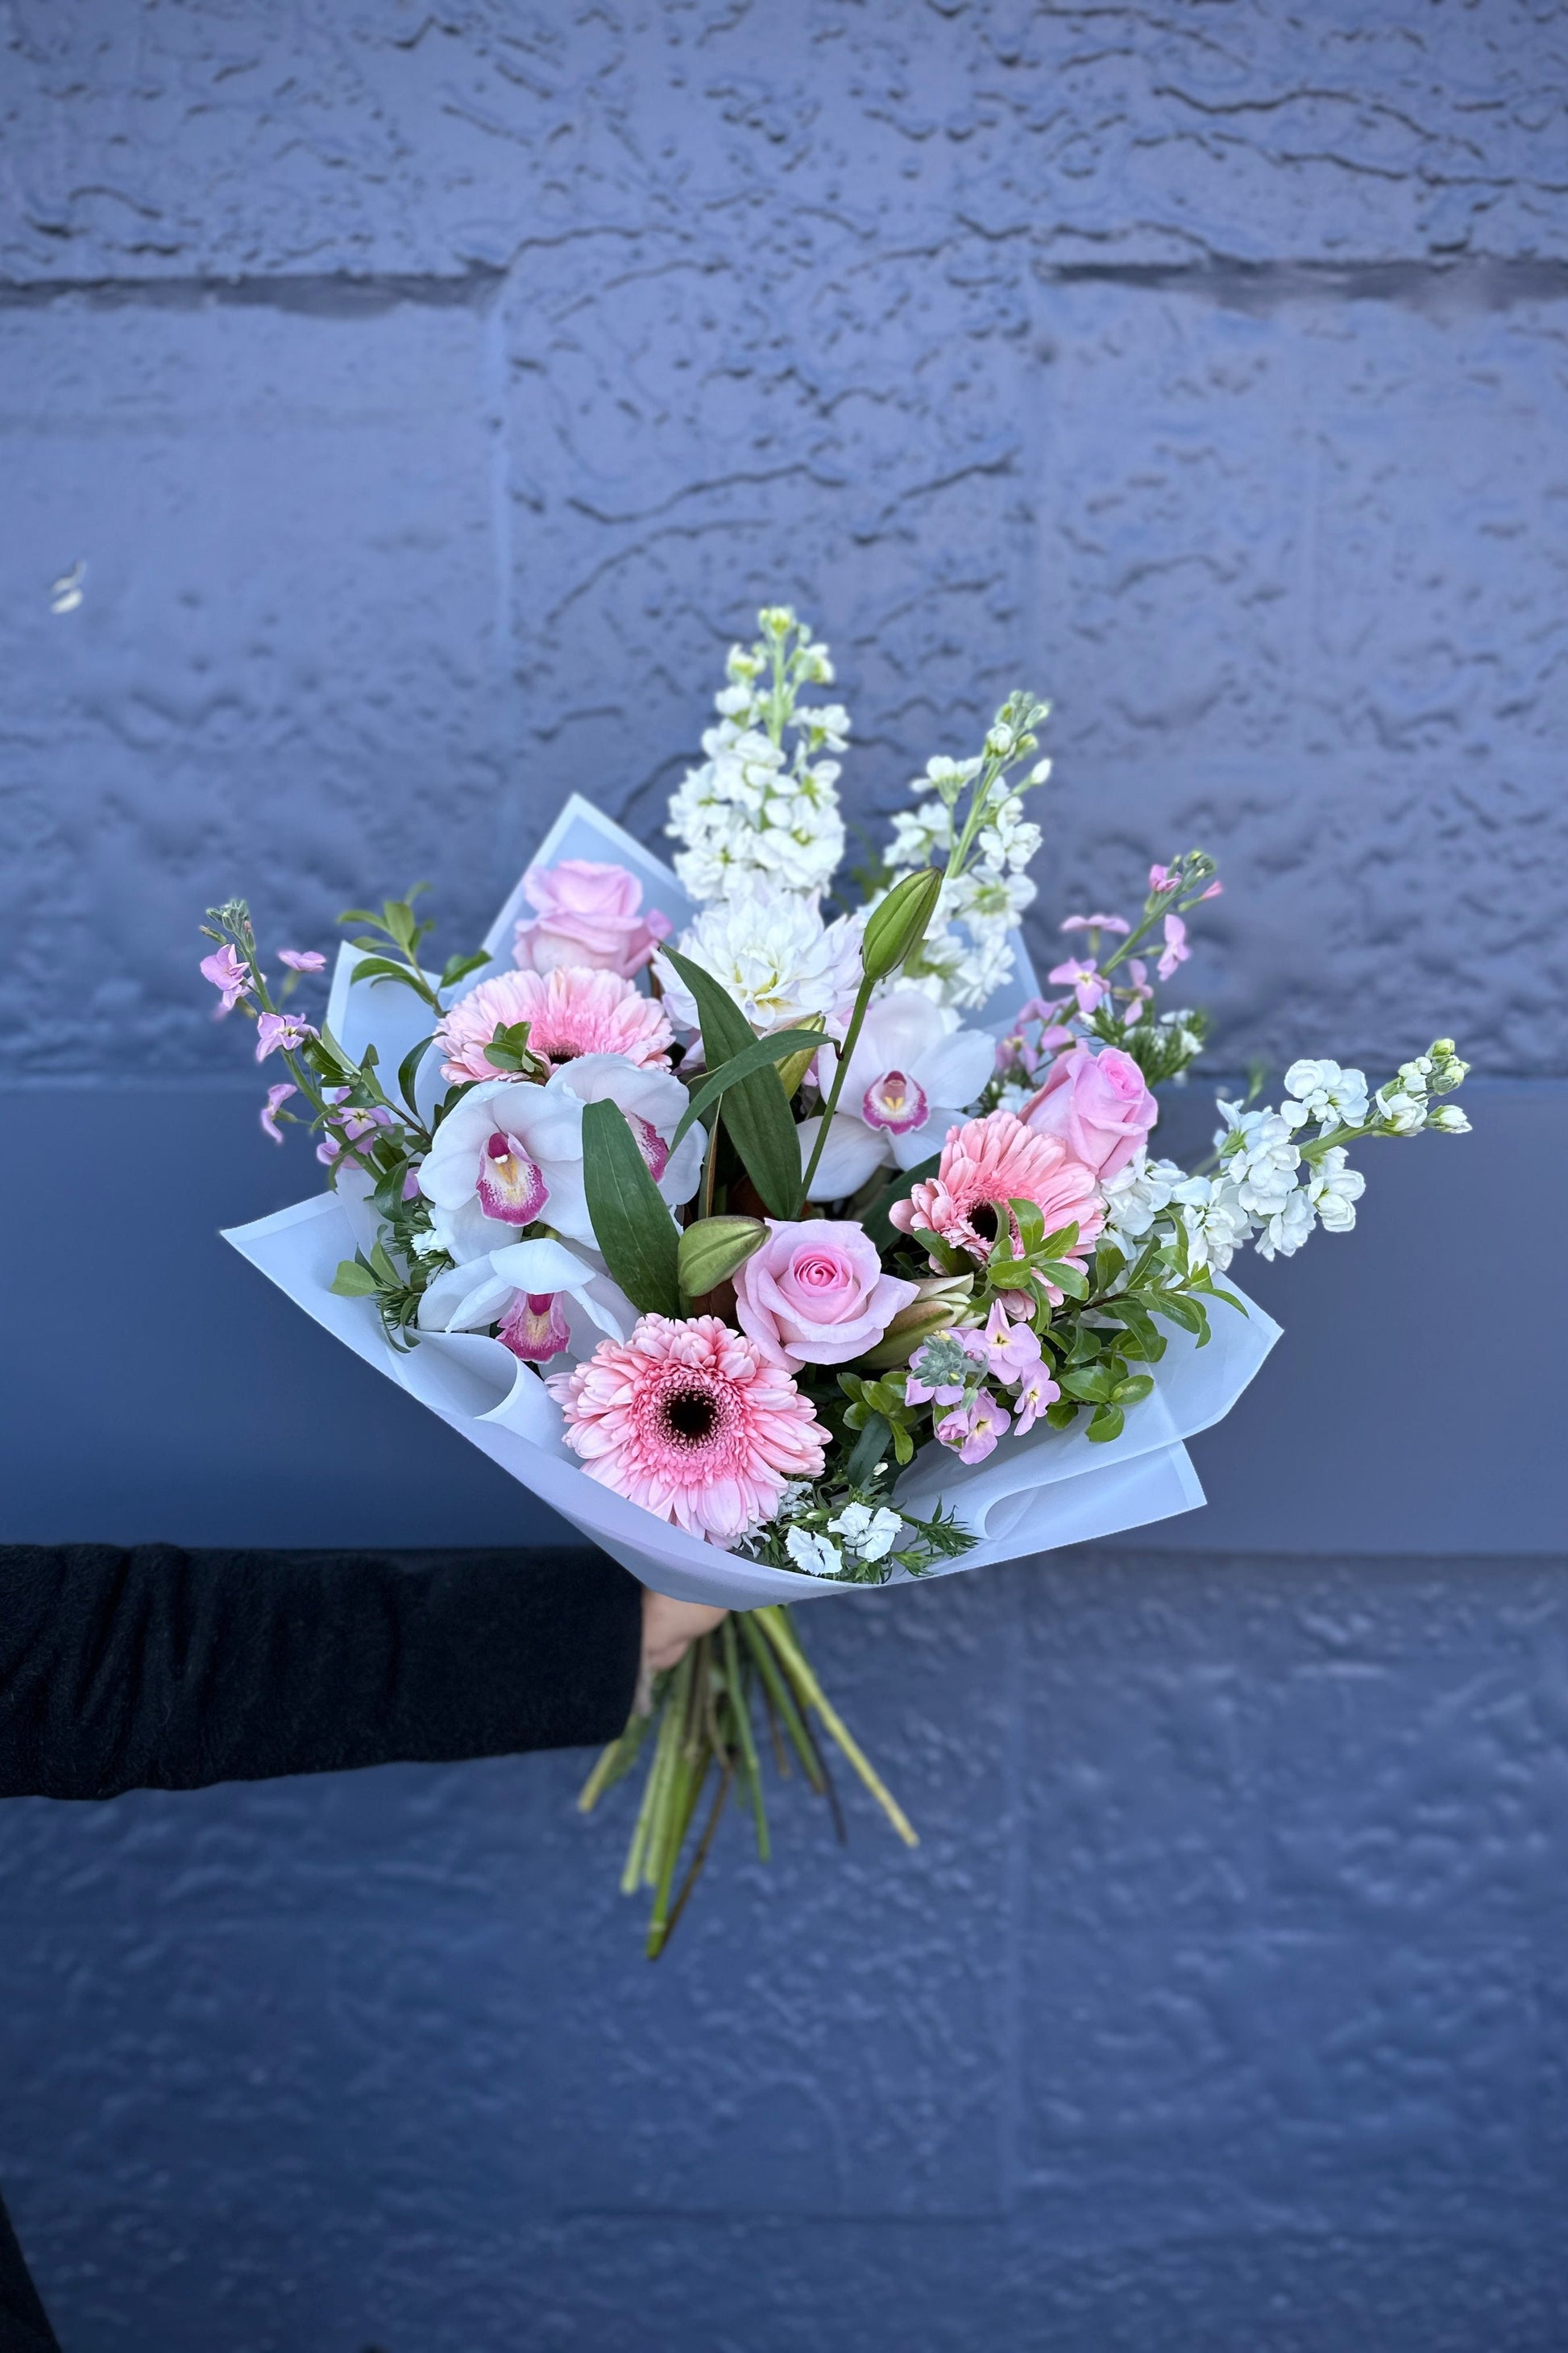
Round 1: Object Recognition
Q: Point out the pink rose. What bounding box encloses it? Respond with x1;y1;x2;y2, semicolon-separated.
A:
733;1220;919;1372
512;859;672;979
1022;1044;1157;1179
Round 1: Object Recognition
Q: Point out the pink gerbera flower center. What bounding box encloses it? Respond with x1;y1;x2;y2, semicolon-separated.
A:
861;1068;928;1135
549;1313;828;1544
888;1110;1105;1298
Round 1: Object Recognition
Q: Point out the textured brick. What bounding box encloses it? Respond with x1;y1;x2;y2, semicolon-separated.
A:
2;3;1566;284
0;293;509;1073
4;10;1568;2351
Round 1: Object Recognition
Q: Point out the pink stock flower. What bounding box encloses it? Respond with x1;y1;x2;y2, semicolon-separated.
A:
1120;957;1153;1026
254;1011;317;1063
890;1111;1103;1282
200;944;251;1014
1022;1043;1159;1180
977;1301;1043;1383
1013;1363;1061;1436
936;1390;1012;1465
259;1082;296;1143
435;967;673;1085
1046;954;1107;1016
512;859;673;979
550;1314;828;1542
734;1221;919;1372
1148;863;1180;894
1060;912;1130;936
1156;912;1189;981
277;948;326;973
1198;880;1223;901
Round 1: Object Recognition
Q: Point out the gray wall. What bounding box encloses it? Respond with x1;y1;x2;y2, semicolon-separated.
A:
1;6;1565;2347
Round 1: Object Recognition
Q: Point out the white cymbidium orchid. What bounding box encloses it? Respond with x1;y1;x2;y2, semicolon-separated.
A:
794;989;997;1201
417;1235;634;1367
545;1053;705;1210
417;1077;589;1262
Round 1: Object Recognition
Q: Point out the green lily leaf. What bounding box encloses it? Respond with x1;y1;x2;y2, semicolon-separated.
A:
581;1098;682;1318
670;1027;826;1150
662;946;805;1217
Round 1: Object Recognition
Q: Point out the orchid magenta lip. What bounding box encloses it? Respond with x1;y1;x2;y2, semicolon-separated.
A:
475;1131;550;1225
498;1290;571;1363
861;1068;928;1135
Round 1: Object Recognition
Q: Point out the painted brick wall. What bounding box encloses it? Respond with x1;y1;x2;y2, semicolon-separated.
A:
0;6;1565;2348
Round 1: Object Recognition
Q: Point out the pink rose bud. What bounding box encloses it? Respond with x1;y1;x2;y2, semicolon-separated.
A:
733;1220;921;1372
512;860;673;979
1022;1043;1158;1180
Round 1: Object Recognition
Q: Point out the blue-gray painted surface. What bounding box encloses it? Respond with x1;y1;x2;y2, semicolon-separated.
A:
0;6;1564;2347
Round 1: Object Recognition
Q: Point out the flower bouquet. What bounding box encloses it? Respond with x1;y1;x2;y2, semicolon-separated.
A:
213;607;1470;1953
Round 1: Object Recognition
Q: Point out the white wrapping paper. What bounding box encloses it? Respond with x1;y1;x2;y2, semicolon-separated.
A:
226;809;1281;1607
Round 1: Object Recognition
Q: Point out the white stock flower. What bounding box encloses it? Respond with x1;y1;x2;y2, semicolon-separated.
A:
796;988;997;1200
1375;1084;1428;1135
1251;1185;1315;1261
656;883;863;1036
1429;1104;1471;1133
1308;1145;1366;1233
1215;1103;1302;1214
1101;1149;1184;1252
1282;1059;1370;1132
786;1526;844;1578
1171;1174;1252;1273
666;620;848;902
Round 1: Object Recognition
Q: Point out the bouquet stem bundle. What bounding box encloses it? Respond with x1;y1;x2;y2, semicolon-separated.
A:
579;1604;917;1957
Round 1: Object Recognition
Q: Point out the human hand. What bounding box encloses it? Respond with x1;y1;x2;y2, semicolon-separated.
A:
637;1591;727;1713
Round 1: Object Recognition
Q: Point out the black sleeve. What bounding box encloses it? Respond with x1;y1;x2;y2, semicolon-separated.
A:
0;1544;644;1801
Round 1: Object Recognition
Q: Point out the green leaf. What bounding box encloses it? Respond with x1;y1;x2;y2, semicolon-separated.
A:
1044;1396;1078;1429
862;1153;940;1249
910;1226;971;1276
1147;1289;1205;1334
1060;1363;1114;1403
1110;1373;1154;1405
330;1258;380;1297
1039;1258;1089;1300
661;946;804;1217
1039;1222;1081;1259
397;1033;434;1116
1086;1403;1126;1443
581;1097;682;1317
670;1027;826;1150
368;1239;400;1287
351;956;424;992
440;949;492;990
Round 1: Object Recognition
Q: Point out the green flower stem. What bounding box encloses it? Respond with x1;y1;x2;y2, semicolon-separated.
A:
722;1617;770;1861
738;1612;826;1791
756;1607;919;1849
797;973;874;1201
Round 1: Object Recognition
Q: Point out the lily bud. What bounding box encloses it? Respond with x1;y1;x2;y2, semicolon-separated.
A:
857;1281;973;1371
861;867;944;983
678;1214;766;1300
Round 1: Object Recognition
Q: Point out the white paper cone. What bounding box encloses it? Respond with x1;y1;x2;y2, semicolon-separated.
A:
223;1187;1279;1609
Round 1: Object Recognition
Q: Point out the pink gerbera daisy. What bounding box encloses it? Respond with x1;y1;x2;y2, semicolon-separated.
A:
889;1109;1104;1289
549;1314;828;1543
436;968;674;1085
